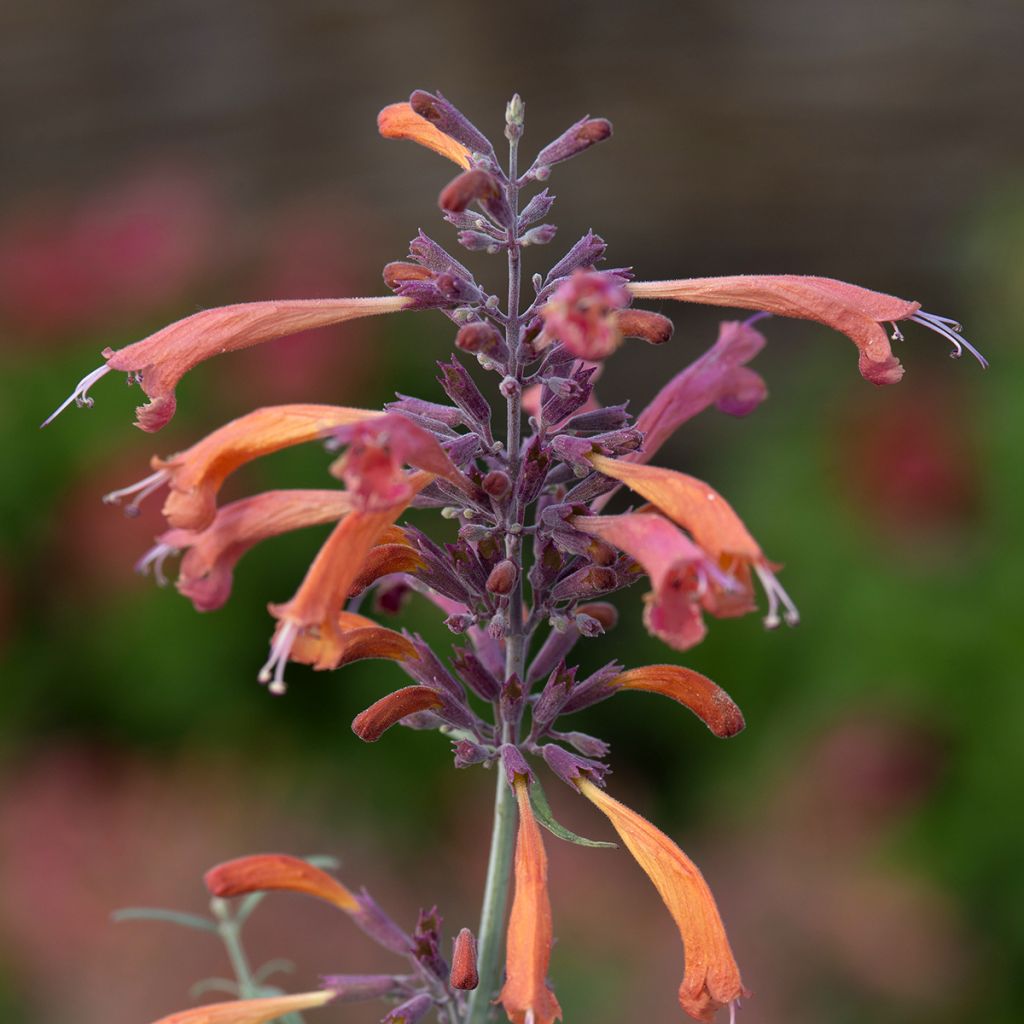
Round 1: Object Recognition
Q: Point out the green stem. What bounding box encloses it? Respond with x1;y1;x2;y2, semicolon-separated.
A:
465;96;527;1024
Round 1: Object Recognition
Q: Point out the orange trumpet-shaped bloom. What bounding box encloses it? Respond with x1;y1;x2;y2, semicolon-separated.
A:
589;456;799;629
351;685;445;742
151;990;333;1024
45;296;409;433
498;776;562;1024
103;404;382;530
144;488;358;611
578;780;746;1023
261;475;429;693
205;853;359;912
610;665;745;738
629;274;918;385
378;103;472;169
285;609;418;673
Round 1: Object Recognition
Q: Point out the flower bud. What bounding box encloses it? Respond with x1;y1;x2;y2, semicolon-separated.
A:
614;308;675;345
500;742;533;787
556;730;611;758
382;261;434;290
574;613;605;637
410;89;495;158
455;321;506;359
457;230;502;253
444;612;475;634
439;169;503;214
535;117;613;169
550;565;617;602
482;469;511;498
577;601;618;631
382;992;434;1024
544;231;607;285
408;230;473;279
521;224;557;247
541;743;610;788
450;927;480;990
452;739;493;768
518;189;556;228
486;558;518;595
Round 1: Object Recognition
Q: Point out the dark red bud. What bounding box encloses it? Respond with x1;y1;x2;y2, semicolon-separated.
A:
576;602;619;631
486;559;518;595
439;169;502;214
383;261;435;290
455;321;505;357
352;686;443;742
614;308;675;345
450;927;479;990
482;469;511;498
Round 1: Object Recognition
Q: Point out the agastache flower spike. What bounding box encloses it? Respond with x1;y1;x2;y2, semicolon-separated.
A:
150;991;334;1024
578;780;747;1023
44;297;408;431
628;275;986;385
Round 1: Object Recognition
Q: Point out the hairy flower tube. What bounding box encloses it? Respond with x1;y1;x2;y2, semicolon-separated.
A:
47;89;984;1024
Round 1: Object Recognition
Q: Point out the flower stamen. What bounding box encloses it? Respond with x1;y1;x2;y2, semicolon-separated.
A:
753;563;800;629
909;311;988;368
135;542;179;586
258;620;299;695
40;364;112;428
102;469;170;517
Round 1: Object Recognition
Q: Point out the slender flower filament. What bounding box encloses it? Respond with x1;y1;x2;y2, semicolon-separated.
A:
102;468;170;517
40;364;112;428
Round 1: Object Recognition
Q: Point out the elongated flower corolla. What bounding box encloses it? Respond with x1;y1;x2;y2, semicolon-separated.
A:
139;488;358;611
351;685;444;742
539;270;629;360
628;275;986;386
150;991;333;1024
262;479;428;693
205;853;360;911
45;297;408;432
578;780;746;1022
499;775;562;1024
286;609;417;672
631;319;767;466
573;511;744;650
589;456;799;629
105;404;382;531
378;102;472;168
610;665;745;738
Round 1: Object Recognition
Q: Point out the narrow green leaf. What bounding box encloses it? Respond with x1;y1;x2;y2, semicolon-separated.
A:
112;907;219;933
528;779;617;849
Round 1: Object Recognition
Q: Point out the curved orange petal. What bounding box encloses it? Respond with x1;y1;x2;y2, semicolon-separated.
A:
378;103;472;169
629;274;917;385
205;853;359;912
103;296;409;431
579;780;745;1022
611;665;745;738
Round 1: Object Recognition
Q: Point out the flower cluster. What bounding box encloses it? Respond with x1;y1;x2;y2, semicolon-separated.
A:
47;90;983;1024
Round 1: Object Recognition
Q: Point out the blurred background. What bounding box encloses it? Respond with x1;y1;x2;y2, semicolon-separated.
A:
2;1;1022;1022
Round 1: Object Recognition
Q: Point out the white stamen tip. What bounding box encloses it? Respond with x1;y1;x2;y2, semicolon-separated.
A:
41;364;112;428
102;469;170;517
258;621;298;694
754;563;800;632
135;542;179;586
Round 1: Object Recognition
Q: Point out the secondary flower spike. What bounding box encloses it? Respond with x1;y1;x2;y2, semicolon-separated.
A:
150;991;334;1024
628;275;986;385
43;297;409;431
579;780;746;1022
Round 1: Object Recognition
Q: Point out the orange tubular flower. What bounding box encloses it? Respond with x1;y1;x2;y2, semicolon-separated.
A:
628;275;987;386
573;511;750;651
286;609;418;673
351;685;445;742
578;780;746;1023
151;991;333;1024
609;665;745;738
205;853;359;912
44;296;410;432
589;455;799;630
103;404;383;530
498;775;562;1024
139;488;359;611
377;103;472;168
260;473;430;693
